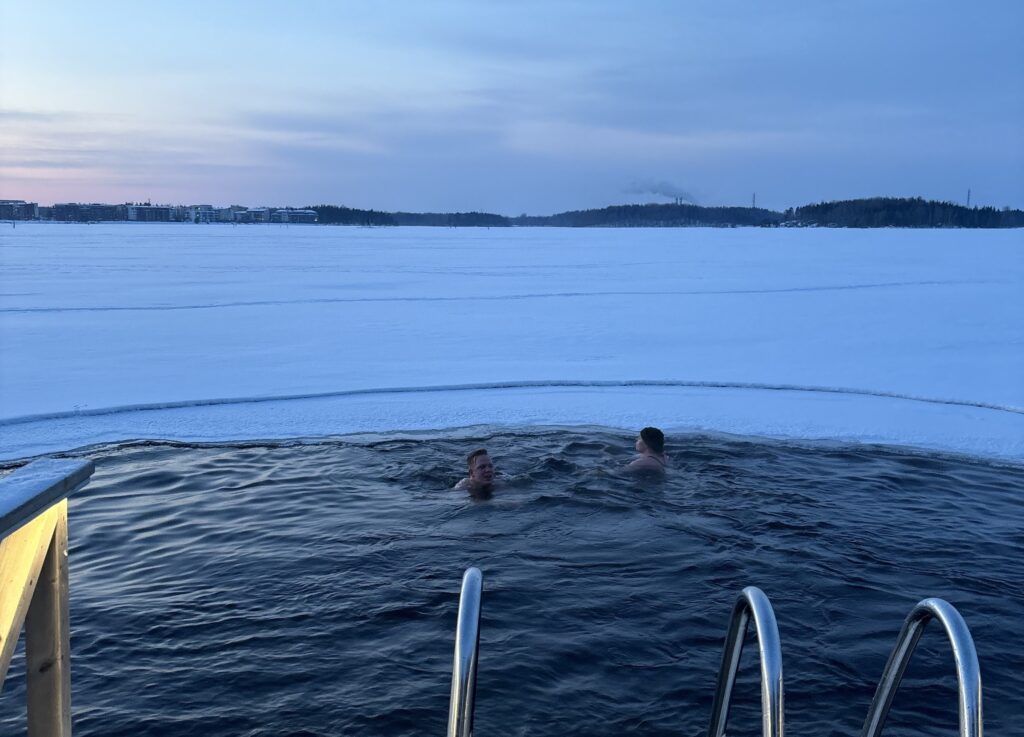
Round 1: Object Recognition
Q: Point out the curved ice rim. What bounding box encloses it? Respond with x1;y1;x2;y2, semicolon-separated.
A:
2;379;1021;428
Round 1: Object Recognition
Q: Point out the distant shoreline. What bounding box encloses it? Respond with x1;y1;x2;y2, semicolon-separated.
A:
4;196;1022;228
11;220;1023;230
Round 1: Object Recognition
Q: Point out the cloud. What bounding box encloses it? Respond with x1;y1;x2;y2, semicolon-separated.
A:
503;120;801;160
0;109;74;122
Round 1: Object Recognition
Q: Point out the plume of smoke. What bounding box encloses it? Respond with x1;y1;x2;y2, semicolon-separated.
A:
625;180;698;204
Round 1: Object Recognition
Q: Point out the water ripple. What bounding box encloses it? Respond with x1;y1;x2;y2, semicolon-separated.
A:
0;429;1020;737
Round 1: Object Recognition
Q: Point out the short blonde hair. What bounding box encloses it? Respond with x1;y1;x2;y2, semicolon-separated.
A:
467;448;490;471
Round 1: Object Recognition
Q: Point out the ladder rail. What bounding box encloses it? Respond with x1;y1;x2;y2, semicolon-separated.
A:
707;586;784;737
440;576;981;737
860;598;982;737
447;567;483;737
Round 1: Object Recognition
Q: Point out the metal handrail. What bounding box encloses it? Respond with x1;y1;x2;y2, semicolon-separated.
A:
860;598;982;737
707;586;784;737
447;567;483;737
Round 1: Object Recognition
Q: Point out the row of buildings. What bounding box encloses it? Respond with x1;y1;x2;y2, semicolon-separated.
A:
0;200;318;224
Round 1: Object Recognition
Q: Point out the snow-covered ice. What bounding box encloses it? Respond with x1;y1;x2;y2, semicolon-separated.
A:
1;223;1021;462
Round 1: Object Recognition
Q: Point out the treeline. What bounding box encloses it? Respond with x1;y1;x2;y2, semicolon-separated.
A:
393;211;509;227
787;197;1024;228
311;198;1023;229
514;203;782;227
310;205;509;227
309;204;396;226
311;203;781;228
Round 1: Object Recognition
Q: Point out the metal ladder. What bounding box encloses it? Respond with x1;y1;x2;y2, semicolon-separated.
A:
447;568;482;737
707;585;783;737
445;568;983;737
860;598;982;737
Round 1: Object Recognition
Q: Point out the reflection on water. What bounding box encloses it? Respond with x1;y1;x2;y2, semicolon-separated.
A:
1;428;1022;737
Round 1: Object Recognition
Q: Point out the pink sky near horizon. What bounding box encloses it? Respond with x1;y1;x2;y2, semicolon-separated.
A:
3;2;1022;214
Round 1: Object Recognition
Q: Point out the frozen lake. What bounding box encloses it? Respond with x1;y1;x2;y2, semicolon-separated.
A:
1;223;1022;462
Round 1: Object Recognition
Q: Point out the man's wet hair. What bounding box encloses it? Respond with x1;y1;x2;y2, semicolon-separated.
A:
640;427;665;454
467;448;490;470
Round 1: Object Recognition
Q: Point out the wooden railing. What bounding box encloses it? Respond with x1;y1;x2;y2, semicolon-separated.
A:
1;458;94;737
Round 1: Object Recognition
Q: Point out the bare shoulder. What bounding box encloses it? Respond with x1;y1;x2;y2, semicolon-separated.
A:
453;478;470;490
627;456;667;474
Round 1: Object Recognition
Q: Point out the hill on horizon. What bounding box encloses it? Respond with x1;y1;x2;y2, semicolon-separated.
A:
310;196;1024;228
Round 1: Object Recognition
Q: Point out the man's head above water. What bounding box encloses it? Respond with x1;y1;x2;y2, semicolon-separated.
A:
638;427;665;455
466;448;495;486
629;427;668;475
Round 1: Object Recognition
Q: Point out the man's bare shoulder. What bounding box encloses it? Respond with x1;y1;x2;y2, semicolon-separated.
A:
627;456;667;474
454;478;506;492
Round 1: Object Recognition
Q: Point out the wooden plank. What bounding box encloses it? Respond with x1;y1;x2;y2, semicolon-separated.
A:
26;500;71;737
0;505;60;688
0;459;94;541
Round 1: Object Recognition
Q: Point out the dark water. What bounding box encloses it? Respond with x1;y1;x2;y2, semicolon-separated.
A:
2;428;1022;737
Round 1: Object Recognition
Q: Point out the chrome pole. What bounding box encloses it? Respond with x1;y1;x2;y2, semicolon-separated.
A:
860;598;982;737
447;567;483;737
707;586;784;737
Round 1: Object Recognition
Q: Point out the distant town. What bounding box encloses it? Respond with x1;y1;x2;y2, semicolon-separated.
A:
2;196;1022;228
0;200;318;224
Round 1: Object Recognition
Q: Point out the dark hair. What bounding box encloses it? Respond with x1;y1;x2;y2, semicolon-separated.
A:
467;448;490;470
640;427;665;454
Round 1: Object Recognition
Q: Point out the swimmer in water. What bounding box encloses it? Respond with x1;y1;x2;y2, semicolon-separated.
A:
628;427;668;474
454;448;503;493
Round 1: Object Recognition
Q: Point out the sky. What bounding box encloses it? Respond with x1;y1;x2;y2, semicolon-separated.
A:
1;1;1022;215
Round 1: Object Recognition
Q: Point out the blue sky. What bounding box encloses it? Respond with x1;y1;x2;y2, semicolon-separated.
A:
2;1;1021;213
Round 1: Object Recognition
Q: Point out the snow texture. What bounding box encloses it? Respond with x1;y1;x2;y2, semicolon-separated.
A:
1;223;1021;462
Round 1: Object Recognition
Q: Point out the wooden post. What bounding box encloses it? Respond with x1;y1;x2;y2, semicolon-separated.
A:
0;505;60;685
1;459;92;736
25;500;71;737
